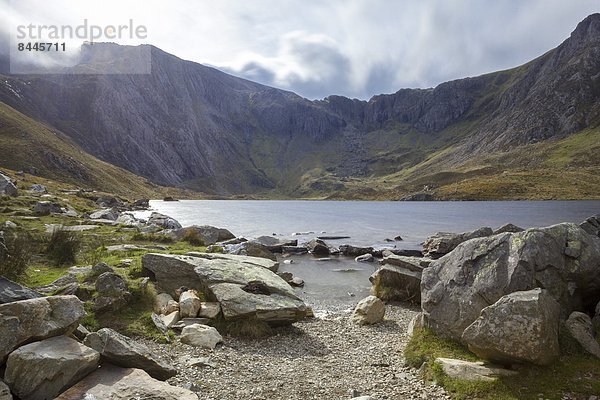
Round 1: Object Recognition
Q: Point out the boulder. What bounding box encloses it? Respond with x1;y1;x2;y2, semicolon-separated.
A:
148;212;182;229
84;328;176;380
434;358;518;382
0;295;85;362
227;241;277;261
172;225;236;245
143;253;305;324
143;252;279;294
198;302;221;318
462;289;560;366
115;213;142;227
180;324;223;349
5;336;100;400
0;380;11;400
171;318;211;331
421;223;600;341
307;239;331;255
210;282;306;324
355;253;374;262
0;277;43;304
579;214;600;238
370;265;421;302
91;262;113;276
351;295;385;325
179;290;202;318
35;274;79;295
95;196;124;208
422;227;493;258
339;245;373;257
89;208;119;221
563;311;600;358
290;277;305;287
34;201;62;216
93;272;131;313
0;173;17;197
55;364;198;400
252;236;297;252
493;223;524;234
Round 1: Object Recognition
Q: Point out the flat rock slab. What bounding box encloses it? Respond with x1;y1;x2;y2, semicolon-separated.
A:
435;358;518;382
0;277;43;304
84;328;176;381
55;364;198;400
45;224;99;233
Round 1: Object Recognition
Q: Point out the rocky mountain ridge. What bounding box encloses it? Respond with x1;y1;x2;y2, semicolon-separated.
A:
0;14;599;198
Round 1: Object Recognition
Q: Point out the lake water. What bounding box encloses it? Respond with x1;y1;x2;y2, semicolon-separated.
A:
138;200;600;312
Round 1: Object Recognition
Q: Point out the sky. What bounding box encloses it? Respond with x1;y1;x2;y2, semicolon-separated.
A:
1;0;598;99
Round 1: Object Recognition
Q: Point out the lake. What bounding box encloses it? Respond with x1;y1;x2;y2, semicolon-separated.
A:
138;200;600;312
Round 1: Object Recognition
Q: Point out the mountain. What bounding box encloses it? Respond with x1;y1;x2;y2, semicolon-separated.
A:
0;14;599;200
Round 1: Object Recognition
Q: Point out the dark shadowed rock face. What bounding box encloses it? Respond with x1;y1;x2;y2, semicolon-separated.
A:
1;14;598;195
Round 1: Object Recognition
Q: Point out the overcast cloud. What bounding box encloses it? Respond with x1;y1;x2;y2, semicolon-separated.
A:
1;0;598;99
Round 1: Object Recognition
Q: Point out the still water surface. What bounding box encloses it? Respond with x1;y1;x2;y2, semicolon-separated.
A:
139;200;600;312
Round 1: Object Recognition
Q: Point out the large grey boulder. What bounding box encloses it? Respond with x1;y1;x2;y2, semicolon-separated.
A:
0;277;43;304
370;264;422;302
0;173;17;197
422;226;493;258
0;295;85;362
462;289;560;366
563;311;600;358
148;212;182;229
143;252;279;294
5;336;100;400
83;328;176;380
55;364;198;400
421;223;600;341
143;253;305;324
169;225;235;245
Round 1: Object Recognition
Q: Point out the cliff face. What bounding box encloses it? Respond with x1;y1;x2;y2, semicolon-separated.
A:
0;14;599;196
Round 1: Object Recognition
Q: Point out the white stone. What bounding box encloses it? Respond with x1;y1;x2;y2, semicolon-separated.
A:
180;324;223;349
351;295;385;325
198;302;221;319
179;290;202;318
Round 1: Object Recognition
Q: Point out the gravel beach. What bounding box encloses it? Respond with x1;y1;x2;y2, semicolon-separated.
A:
144;304;449;400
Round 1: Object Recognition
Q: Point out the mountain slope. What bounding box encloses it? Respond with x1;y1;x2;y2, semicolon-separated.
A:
0;101;188;199
0;14;599;199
